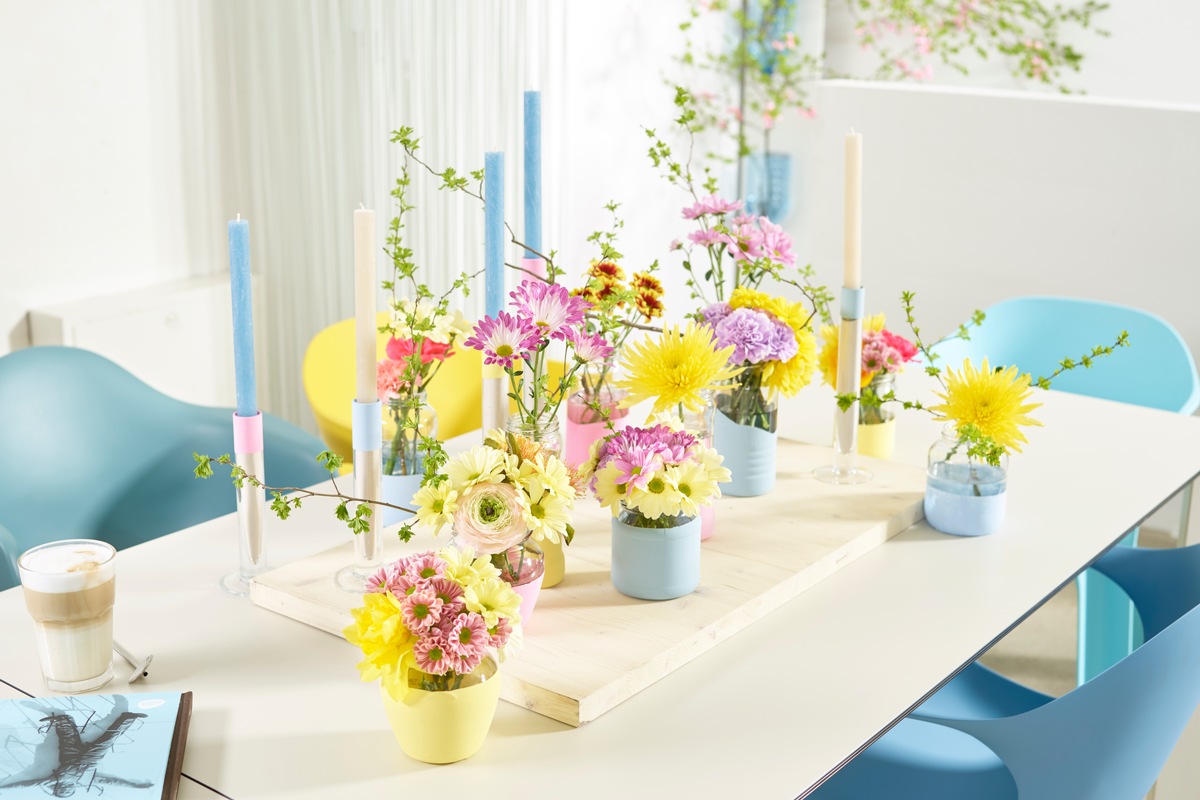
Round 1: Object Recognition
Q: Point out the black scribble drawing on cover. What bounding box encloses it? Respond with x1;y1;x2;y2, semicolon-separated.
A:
0;695;153;797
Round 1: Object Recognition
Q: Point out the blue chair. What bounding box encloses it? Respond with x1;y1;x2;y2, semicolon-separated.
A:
811;543;1200;799
933;296;1200;683
0;347;332;591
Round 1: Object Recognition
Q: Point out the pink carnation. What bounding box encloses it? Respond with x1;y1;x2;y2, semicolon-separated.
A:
376;359;410;401
881;329;918;363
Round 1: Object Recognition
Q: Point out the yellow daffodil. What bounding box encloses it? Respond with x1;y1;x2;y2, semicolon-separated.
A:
930;358;1043;452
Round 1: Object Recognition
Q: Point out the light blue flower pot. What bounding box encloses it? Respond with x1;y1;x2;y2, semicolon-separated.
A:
610;515;701;601
380;473;422;527
713;410;777;497
924;463;1007;537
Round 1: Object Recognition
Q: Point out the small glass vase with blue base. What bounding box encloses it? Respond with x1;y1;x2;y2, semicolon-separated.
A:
610;506;701;601
924;425;1009;537
380;393;435;527
713;391;778;497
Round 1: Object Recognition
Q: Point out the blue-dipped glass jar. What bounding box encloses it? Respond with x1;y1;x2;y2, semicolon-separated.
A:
924;424;1008;537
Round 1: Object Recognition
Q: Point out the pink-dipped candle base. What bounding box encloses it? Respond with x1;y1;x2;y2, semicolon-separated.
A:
521;257;546;279
232;411;264;454
700;505;716;541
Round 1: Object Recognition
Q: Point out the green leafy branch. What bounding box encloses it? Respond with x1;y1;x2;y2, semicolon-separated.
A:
1033;331;1130;389
192;451;420;542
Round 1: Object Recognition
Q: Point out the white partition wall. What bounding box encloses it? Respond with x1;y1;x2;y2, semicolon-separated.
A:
801;80;1200;360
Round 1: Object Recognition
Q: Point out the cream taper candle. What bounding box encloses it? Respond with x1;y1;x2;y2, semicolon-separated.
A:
843;131;863;288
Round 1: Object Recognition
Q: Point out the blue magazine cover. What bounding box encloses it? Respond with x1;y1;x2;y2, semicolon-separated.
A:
0;691;191;799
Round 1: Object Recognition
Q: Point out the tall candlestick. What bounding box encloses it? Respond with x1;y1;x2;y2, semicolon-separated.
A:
523;91;542;259
228;216;256;417
843;130;863;288
354;207;377;404
484;152;506;316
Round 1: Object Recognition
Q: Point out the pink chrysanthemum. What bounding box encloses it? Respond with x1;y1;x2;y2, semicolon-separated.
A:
566;329;616;365
681;194;744;220
427;576;464;606
446;612;490;658
720;223;767;263
399;588;444;634
376;358;409;401
386;572;419;597
489;617;514;649
758;219;796;268
364;564;396;594
412;635;452;675
444;649;485;676
509;280;591;340
464;311;541;368
609;443;666;492
405;553;445;581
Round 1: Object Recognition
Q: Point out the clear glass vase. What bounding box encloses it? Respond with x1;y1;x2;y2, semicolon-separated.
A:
383;391;437;477
504;414;564;587
924;424;1009;537
859;372;895;426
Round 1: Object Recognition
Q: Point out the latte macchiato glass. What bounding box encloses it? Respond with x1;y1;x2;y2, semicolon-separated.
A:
18;539;116;693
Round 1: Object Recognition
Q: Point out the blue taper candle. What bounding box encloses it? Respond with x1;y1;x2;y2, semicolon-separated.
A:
484;151;506;317
228;216;257;417
523;91;542;258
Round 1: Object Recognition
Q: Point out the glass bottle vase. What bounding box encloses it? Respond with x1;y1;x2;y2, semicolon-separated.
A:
505;414;565;587
858;372;896;461
380;391;436;527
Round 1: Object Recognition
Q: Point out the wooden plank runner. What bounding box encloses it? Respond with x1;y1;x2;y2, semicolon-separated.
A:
252;439;926;727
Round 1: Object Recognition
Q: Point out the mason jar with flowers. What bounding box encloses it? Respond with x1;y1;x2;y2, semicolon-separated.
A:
343;545;522;764
581;424;731;600
817;314;918;461
376;298;471;525
702;287;819;496
409;429;583;624
463;278;611;588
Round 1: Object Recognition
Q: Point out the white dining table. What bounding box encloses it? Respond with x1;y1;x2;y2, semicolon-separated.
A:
1;378;1198;800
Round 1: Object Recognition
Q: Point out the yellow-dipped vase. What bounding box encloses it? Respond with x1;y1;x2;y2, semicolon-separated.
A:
381;656;501;764
857;418;896;461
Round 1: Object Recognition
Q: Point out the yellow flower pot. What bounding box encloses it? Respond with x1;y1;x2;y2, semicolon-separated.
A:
858;418;896;461
540;537;565;588
380;656;501;764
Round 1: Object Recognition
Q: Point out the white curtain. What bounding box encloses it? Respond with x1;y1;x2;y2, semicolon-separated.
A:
170;0;563;429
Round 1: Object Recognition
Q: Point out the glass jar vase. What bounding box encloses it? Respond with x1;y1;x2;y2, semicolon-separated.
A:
380;392;436;526
713;373;778;497
924;424;1009;537
505;413;565;588
565;360;629;468
858;372;896;461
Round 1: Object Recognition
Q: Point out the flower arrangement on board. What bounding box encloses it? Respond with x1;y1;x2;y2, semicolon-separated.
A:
615;321;743;417
568;203;667;426
343;546;522;697
843;291;1130;467
817;314;918;425
581;424;731;528
411;430;583;584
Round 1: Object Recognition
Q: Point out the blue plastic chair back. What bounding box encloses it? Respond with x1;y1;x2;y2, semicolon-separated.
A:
0;347;331;591
932;296;1200;413
928;543;1200;800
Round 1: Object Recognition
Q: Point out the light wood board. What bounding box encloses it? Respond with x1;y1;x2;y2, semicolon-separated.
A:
252;439;926;726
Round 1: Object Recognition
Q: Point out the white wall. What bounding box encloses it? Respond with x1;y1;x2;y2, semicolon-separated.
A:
0;0;215;352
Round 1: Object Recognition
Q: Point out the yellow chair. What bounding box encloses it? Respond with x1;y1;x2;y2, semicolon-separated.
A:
303;312;484;466
302;312;566;464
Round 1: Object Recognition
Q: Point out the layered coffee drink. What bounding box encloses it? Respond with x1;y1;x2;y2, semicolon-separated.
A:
19;539;116;692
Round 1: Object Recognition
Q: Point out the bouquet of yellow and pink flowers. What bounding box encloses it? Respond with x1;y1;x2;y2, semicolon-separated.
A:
582;424;730;527
343;546;522;698
410;431;583;585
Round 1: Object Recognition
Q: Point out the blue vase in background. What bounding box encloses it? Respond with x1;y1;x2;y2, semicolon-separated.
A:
742;152;792;222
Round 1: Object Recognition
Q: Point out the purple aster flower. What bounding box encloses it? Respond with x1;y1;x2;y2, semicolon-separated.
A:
701;301;733;328
463;311;540;368
565;329;615;365
509;279;591;340
714;307;776;365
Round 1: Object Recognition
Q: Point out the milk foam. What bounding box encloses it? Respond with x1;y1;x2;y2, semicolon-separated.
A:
19;542;115;593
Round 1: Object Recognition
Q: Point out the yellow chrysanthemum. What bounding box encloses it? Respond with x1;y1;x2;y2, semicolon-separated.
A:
439;545;501;584
626;473;684;520
616;322;742;413
445;445;508;491
930;358;1044;452
412;481;457;535
593;462;630;515
817;314;886;388
464;576;524;628
523;484;573;544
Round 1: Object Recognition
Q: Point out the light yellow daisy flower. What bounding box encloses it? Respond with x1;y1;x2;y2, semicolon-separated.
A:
438;545;501;584
594;462;630;515
627;473;684;520
412;481;457;535
445;445;508;491
464;576;524;628
523;484;573;544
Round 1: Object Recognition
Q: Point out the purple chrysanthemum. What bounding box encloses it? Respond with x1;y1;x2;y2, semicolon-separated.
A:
463;311;541;368
509;279;591;340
